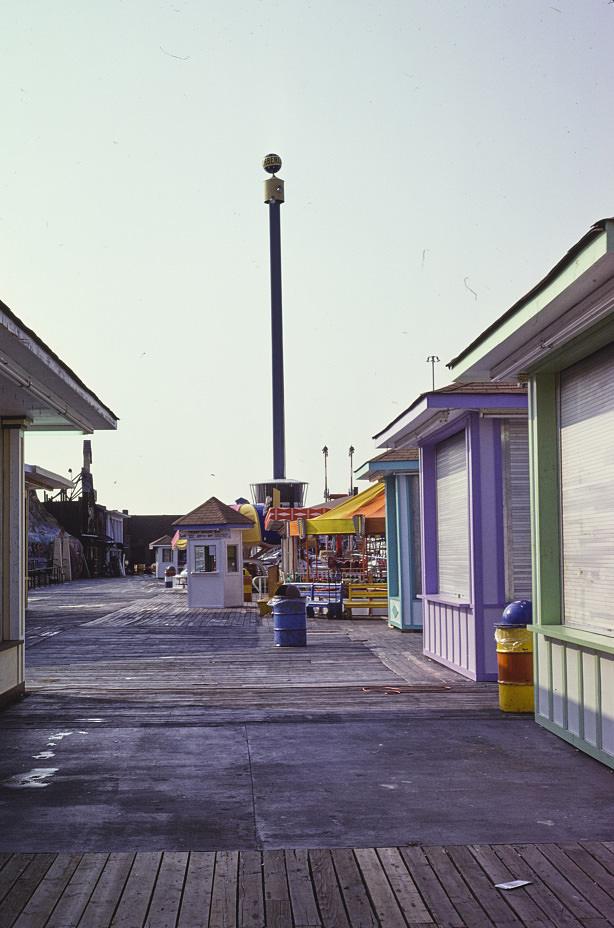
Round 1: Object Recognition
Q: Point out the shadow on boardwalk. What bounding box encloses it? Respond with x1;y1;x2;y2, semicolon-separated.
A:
1;578;614;926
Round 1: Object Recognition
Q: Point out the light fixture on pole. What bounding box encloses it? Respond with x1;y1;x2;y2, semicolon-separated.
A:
322;445;329;501
426;355;440;391
348;445;355;495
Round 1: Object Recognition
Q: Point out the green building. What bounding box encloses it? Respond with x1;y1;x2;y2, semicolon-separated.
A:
449;218;614;768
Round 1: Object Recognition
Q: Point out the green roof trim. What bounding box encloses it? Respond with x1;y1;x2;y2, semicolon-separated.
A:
448;219;614;377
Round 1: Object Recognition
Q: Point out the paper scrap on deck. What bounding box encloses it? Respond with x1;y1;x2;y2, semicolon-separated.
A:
495;880;532;890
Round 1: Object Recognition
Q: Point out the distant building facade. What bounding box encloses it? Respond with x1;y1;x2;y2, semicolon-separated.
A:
43;441;129;578
123;514;183;570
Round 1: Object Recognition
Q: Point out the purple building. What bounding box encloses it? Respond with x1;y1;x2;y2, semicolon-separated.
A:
375;383;530;681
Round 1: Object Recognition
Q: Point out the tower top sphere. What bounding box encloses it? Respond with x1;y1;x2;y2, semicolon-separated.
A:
263;153;282;174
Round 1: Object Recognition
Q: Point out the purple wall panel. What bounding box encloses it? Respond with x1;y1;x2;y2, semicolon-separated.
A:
418;412;510;682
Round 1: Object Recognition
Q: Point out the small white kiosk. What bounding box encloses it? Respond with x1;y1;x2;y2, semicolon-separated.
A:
149;534;178;579
173;497;253;608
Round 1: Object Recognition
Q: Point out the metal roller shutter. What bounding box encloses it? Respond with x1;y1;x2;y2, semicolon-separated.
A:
436;431;470;598
502;419;532;601
559;342;614;634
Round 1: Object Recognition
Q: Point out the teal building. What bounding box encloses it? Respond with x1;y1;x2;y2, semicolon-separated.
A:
356;449;421;630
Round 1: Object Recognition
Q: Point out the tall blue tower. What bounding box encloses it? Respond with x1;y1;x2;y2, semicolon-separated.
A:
251;155;306;509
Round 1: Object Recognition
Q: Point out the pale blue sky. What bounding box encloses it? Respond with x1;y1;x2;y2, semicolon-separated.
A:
1;0;612;512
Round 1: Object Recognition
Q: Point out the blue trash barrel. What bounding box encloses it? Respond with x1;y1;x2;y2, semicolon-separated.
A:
270;584;307;647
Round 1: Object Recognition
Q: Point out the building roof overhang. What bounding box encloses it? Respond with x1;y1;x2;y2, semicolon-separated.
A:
149;534;174;549
374;388;527;449
0;299;118;433
355;448;419;481
448;218;614;382
24;464;74;491
173;496;254;529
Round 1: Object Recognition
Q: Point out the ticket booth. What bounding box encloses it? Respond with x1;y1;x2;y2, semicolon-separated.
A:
172;497;253;607
149;534;178;579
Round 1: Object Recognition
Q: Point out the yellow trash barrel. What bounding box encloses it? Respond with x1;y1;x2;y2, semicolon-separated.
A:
495;600;534;713
243;569;252;603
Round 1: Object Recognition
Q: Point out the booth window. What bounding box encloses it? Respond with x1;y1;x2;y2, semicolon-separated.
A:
227;545;238;573
162;548;172;563
194;544;217;572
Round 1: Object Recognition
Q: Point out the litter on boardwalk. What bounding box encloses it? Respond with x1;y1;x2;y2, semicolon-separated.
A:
495;880;533;890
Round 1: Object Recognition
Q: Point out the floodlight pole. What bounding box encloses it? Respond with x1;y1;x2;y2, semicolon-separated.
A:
426;355;440;391
322;445;329;501
263;154;286;480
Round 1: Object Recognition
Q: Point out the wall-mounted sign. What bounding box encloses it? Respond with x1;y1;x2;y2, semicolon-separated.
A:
186;529;230;539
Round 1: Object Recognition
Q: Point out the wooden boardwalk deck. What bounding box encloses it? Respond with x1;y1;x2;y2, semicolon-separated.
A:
3;841;614;927
3;581;614;925
21;591;500;722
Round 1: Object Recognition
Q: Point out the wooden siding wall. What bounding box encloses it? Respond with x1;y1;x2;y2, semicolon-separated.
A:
535;632;614;769
423;598;475;679
423;598;500;682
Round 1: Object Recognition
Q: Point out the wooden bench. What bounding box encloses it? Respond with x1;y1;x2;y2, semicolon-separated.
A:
343;582;388;619
258;582;344;619
282;582;344;618
305;582;343;619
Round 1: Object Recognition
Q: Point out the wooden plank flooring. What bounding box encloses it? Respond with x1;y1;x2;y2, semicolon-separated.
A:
6;583;613;925
3;843;614;927
22;596;501;722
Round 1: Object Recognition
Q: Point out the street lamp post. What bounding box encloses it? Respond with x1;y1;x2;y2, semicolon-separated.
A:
322;445;329;501
426;355;440;391
349;445;355;495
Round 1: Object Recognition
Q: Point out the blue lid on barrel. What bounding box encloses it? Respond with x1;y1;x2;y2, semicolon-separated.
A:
496;599;533;627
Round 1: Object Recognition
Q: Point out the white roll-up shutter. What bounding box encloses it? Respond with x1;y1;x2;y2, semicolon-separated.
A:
436;431;470;598
502;419;532;600
559;342;614;634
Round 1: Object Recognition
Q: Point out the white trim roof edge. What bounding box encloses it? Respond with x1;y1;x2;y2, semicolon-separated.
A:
0;298;118;430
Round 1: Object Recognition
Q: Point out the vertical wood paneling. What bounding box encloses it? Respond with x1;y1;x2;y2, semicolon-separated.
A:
534;634;614;767
566;645;581;738
535;635;550;718
462;609;471;673
600;653;614;756
551;642;565;728
452;608;460;666
444;604;453;663
582;650;598;748
423;605;432;653
422;599;478;677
